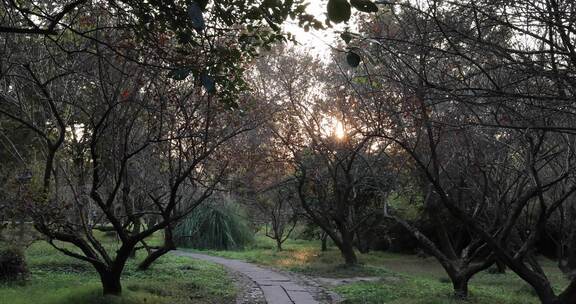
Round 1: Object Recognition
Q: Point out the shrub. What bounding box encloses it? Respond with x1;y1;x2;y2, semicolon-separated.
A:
0;246;29;281
174;200;254;250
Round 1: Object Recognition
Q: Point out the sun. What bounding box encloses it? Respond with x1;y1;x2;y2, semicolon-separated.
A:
319;116;346;140
334;119;346;139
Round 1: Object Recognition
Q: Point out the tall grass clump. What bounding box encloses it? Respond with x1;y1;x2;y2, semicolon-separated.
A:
174;199;254;250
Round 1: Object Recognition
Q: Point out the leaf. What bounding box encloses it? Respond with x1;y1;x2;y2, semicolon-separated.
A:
195;0;209;10
201;71;216;93
263;0;281;8
347;51;361;67
341;31;352;44
245;8;261;19
327;0;351;23
188;2;206;31
168;67;191;80
350;0;379;12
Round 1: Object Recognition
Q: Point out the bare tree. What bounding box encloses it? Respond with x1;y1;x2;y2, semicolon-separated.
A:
0;20;253;297
337;0;576;301
256;180;299;251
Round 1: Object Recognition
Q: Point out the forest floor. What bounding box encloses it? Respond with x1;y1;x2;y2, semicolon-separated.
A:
0;232;237;304
190;235;569;304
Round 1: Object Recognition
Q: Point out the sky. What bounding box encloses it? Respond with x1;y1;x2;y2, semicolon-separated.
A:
282;0;350;58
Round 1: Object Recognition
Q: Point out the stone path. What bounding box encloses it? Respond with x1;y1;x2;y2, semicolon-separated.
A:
174;251;331;304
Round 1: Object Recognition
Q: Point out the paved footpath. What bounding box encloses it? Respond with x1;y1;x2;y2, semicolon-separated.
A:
174;250;322;304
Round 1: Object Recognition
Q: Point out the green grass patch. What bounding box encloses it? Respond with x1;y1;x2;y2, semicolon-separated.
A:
334;274;545;304
0;233;236;304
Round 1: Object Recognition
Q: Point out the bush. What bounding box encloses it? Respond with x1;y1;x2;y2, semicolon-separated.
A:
0;247;28;281
174;200;254;250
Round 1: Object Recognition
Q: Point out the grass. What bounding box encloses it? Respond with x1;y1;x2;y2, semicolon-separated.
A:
1;229;569;304
190;233;569;304
0;232;237;304
174;200;254;250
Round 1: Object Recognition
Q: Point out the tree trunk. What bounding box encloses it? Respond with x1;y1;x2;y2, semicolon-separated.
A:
553;279;576;304
138;245;173;270
321;233;328;252
495;259;507;274
276;239;283;251
354;231;369;254
451;275;469;299
556;293;576;304
99;270;122;296
513;270;559;304
129;219;141;258
339;238;358;265
138;227;175;270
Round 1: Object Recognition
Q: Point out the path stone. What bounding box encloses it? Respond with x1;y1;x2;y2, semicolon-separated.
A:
174;251;333;304
226;266;266;304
